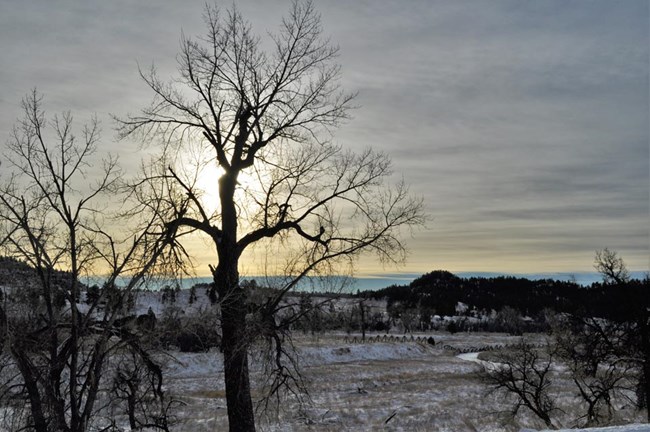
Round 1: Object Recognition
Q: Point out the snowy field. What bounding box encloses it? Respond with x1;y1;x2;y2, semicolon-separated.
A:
149;332;648;432
112;290;650;431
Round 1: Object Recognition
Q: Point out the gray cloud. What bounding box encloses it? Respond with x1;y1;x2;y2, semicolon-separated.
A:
1;0;647;274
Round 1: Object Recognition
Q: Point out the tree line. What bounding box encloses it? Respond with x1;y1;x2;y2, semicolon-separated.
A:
361;269;647;325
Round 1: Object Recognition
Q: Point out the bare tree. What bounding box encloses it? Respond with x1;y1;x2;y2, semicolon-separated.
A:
594;249;649;419
481;341;558;429
110;350;177;432
553;316;636;426
594;248;630;285
496;306;524;336
571;360;635;426
631;310;649;419
0;91;179;431
117;2;424;430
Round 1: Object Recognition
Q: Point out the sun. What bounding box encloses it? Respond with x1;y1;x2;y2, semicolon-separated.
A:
193;160;223;214
191;156;263;219
181;156;271;275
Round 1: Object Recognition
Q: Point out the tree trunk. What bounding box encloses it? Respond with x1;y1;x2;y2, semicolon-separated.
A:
640;312;650;421
215;261;256;432
12;348;48;432
360;301;366;342
216;172;256;432
538;411;553;429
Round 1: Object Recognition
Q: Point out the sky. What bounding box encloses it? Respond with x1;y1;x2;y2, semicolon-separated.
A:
0;0;648;278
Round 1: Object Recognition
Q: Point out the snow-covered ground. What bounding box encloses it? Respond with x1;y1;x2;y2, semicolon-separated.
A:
153;332;648;431
99;289;648;431
455;353;650;432
454;352;649;432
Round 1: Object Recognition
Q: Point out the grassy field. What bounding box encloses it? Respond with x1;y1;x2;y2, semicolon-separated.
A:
153;332;647;431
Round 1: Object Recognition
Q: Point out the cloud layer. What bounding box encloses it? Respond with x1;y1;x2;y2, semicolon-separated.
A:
1;0;647;274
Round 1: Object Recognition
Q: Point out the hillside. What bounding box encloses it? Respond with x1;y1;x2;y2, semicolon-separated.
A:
362;270;648;322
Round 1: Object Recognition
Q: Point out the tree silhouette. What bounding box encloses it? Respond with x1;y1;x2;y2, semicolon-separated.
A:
0;91;178;431
118;2;423;430
594;248;630;285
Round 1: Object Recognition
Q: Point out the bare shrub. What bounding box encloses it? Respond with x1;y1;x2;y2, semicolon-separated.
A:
481;340;557;428
153;305;222;353
110;350;179;431
553;315;639;426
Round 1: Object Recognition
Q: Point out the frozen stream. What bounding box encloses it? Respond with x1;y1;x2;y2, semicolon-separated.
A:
456;351;481;362
456;351;499;370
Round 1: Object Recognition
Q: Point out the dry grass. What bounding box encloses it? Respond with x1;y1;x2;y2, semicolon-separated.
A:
161;332;647;431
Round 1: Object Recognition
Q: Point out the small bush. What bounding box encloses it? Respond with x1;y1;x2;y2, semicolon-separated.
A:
153;306;221;352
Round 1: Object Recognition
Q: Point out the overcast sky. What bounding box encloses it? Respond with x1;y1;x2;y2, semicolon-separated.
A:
1;0;648;276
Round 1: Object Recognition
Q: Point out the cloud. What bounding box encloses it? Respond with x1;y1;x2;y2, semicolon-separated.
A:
0;0;647;274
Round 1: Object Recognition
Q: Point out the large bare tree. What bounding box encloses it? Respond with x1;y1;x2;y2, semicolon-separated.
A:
118;2;424;430
0;91;179;431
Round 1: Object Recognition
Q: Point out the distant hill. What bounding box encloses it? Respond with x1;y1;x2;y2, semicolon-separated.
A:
0;256;76;292
0;256;40;288
361;269;648;321
0;256;33;272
